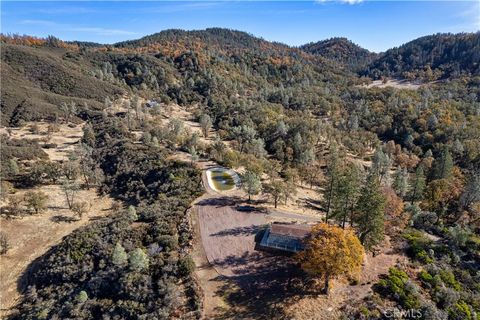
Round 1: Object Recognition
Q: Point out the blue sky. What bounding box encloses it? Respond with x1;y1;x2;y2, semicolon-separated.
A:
1;1;479;52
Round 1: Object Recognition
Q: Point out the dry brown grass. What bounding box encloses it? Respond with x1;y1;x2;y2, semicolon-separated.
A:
0;122;84;161
0;185;114;313
0;121;115;315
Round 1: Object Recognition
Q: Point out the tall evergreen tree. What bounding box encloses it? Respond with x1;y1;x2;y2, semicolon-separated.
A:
371;147;392;184
354;172;386;251
433;146;454;180
411;165;426;203
392;167;409;198
332;164;362;229
323;144;341;223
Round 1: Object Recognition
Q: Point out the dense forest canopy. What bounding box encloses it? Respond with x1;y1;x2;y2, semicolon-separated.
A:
362;32;480;81
301;37;377;72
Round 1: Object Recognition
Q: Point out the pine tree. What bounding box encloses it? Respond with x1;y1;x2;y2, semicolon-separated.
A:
199;114;212;138
392;167;409;198
354;172;386;251
129;248;149;271
241;170;262;202
331;164;362;229
371;147;392;184
323;144;340;223
127;205;138;221
411;165;426;203
264;179;287;208
433;146;453;180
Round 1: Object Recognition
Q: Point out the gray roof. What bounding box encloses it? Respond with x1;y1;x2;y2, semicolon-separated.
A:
259;224;311;253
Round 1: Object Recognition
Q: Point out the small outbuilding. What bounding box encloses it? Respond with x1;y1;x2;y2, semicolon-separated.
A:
258;223;311;253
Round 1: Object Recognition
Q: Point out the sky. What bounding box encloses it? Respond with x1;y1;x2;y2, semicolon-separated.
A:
1;1;479;52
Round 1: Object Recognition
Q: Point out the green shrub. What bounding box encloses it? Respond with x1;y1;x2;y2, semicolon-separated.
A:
439;270;461;291
377;267;420;309
178;256;195;277
403;229;434;264
418;270;433;284
448;301;473;320
77;290;88;303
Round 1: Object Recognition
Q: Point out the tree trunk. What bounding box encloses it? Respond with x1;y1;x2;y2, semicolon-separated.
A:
325;177;335;224
323;274;330;295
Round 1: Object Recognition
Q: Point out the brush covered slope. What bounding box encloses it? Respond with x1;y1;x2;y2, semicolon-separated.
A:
0;43;126;126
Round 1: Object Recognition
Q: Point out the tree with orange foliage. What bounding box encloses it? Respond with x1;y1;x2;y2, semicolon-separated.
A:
295;223;364;295
422;167;464;223
382;186;407;233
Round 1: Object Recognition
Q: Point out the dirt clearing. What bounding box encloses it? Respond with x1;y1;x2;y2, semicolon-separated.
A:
196;197;267;276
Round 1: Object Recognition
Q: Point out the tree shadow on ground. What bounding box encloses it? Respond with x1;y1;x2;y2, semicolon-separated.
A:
196;196;243;207
50;215;77;223
210;224;266;237
211;252;319;319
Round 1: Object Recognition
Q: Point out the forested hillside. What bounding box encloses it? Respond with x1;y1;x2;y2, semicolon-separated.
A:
1;29;479;319
362;32;480;81
301;37;376;72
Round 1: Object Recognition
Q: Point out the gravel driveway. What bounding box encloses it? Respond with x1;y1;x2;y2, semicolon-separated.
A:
196;197;267;276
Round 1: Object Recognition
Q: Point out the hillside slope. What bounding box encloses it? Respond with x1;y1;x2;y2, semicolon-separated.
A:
301;37;376;72
362;32;480;80
0;44;125;125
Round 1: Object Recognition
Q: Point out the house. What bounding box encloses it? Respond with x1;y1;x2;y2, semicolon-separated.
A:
258;223;311;253
146;100;159;108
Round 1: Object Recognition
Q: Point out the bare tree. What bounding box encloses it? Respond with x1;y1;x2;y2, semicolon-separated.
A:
61;180;79;210
24;191;49;214
71;201;89;220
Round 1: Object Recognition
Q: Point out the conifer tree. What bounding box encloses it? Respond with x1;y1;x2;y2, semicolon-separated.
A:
129;248;149;271
354;172;386;251
323;144;340;223
241;170;262;202
411;165;426;203
433;146;453;180
332;164;362;228
392;167;409;198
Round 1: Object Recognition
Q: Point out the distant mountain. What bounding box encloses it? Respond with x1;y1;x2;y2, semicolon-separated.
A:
1;29;352;126
362;32;480;80
2;29;479;128
300;37;376;72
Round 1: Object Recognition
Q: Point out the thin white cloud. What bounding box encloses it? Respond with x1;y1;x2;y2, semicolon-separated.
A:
18;19;137;36
36;7;97;14
71;27;137;36
145;1;221;14
315;0;364;4
20;19;57;26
